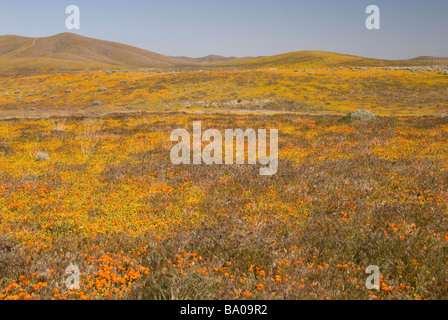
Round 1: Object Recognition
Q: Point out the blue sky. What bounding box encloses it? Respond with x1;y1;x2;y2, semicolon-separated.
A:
1;0;447;59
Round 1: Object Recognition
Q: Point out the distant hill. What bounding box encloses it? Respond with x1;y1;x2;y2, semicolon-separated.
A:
174;54;247;64
0;33;446;74
212;50;448;69
410;56;448;61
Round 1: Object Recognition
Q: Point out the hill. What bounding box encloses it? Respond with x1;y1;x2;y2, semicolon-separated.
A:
174;54;247;64
0;33;201;74
0;33;446;74
213;50;448;69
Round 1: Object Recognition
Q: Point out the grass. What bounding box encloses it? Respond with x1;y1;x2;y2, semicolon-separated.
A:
0;68;447;119
213;50;448;69
1;112;448;300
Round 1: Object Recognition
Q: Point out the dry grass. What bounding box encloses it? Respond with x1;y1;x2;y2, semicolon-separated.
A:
1;112;448;300
214;50;448;69
1;67;446;120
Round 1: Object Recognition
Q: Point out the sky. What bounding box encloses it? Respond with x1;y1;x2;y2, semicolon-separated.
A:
0;0;447;59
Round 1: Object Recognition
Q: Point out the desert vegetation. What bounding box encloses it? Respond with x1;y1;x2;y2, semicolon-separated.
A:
0;66;447;119
1;32;448;300
1;112;448;300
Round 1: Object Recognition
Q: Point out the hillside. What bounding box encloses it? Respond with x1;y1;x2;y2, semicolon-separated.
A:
0;33;200;74
0;33;446;75
213;50;448;69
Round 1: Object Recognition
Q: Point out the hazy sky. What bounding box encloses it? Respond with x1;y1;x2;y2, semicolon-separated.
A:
1;0;447;59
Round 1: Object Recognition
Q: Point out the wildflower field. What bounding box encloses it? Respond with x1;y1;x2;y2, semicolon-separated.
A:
0;68;448;300
1;67;447;119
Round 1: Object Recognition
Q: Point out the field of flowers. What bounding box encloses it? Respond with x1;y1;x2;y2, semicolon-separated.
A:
0;68;447;119
1;112;448;300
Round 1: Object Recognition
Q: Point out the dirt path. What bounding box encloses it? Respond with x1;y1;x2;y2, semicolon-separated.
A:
0;108;346;122
2;38;37;58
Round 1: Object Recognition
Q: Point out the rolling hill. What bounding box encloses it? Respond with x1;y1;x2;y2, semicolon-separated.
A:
0;33;446;74
212;50;448;69
0;33;206;74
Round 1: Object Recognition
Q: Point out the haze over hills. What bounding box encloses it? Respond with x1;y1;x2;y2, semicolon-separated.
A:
174;54;254;64
0;33;446;74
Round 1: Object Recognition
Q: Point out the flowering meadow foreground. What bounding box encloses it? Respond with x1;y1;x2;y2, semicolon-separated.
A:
1;112;448;300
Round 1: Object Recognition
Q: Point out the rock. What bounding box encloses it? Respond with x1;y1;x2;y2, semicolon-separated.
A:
340;110;375;122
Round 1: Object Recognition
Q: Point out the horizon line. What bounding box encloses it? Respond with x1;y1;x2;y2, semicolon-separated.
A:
1;32;447;61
